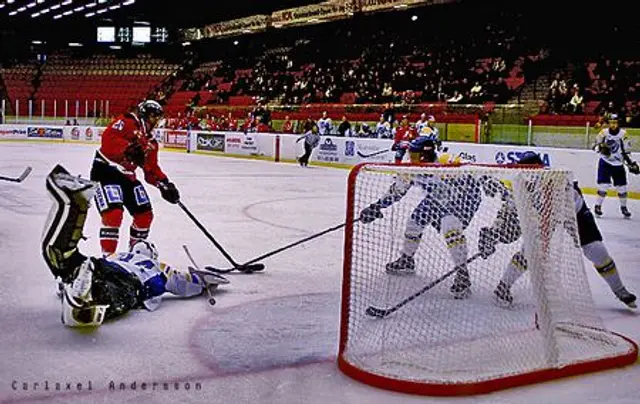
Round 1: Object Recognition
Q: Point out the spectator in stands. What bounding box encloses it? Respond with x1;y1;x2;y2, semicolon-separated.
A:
282;116;293;133
337;116;352;137
447;89;464;103
253;116;271;133
569;88;584;114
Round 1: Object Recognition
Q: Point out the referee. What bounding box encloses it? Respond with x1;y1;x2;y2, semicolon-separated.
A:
296;122;320;167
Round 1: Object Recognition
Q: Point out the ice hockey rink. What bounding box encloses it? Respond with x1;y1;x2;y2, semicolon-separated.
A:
0;142;639;404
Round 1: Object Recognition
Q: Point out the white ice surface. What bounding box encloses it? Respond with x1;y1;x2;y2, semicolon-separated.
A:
0;142;638;404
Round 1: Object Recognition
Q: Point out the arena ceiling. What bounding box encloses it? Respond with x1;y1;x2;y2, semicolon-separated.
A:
0;0;325;28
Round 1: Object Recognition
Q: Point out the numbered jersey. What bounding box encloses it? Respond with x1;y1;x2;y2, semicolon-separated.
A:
104;252;165;310
98;113;167;185
597;128;631;167
317;118;333;135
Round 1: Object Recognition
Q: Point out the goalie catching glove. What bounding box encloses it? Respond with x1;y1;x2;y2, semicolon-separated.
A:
158;179;180;204
359;203;384;224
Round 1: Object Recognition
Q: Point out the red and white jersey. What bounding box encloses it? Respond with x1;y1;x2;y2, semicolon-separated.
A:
394;126;417;144
98;113;167;185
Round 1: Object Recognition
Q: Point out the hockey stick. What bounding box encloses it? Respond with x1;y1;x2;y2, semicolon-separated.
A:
178;201;266;273
0;166;32;183
357;149;390;159
205;219;356;274
366;252;482;318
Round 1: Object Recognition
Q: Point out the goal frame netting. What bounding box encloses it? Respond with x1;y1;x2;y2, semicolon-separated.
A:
338;162;638;396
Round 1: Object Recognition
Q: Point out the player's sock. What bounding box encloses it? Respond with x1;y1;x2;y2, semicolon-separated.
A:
99;208;123;256
596;189;607;207
595;260;625;294
129;210;153;248
443;228;471;298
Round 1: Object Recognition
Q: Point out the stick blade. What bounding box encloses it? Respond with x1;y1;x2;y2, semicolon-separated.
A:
18;166;32;182
240;263;265;273
366;306;391;318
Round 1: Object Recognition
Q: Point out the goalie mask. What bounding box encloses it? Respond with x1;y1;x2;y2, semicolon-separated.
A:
130;240;159;260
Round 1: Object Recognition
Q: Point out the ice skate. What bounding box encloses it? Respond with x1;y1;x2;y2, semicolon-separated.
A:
494;281;513;307
615;288;637;309
450;269;471;299
385;254;416;275
594;205;603;217
621;206;631;219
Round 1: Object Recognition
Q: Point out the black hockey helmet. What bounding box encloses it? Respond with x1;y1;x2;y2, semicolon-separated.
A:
137;100;164;119
517;151;544;166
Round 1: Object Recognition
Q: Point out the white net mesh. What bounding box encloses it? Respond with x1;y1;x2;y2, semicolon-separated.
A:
339;164;636;393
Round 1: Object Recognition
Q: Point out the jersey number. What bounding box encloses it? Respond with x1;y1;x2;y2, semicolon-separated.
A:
112;120;125;131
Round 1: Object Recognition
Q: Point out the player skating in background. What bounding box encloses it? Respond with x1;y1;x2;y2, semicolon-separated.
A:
409;114;441;164
592;114;639;218
90;100;181;256
296;122;321;167
391;115;417;164
358;146;510;299
42;165;227;328
480;152;636;308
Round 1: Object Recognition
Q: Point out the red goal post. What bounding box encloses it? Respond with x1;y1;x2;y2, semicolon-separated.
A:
338;162;638;396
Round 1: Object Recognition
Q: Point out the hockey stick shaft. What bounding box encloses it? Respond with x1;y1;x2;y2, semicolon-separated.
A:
0;166;32;182
178;201;240;267
368;252;482;318
242;220;355;266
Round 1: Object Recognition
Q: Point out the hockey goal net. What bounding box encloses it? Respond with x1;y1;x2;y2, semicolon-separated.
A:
338;163;637;396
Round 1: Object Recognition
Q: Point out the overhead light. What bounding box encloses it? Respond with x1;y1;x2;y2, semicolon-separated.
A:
98;0;107;3
411;15;418;21
31;11;40;17
0;4;5;8
37;0;45;3
96;8;106;13
61;0;72;5
74;5;83;11
41;8;50;14
233;40;239;45
27;2;37;8
7;0;15;3
8;10;17;15
85;11;94;16
32;40;43;44
62;10;72;15
85;2;96;7
51;4;60;9
393;3;408;8
134;20;149;25
182;41;191;46
68;42;82;47
53;14;62;19
123;0;135;5
109;45;121;50
109;4;119;10
17;6;26;11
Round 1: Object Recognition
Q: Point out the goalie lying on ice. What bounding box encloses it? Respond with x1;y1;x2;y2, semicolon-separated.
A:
42;165;228;327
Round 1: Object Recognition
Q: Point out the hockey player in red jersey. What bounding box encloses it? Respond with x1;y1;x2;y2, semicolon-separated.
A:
90;100;180;256
392;115;417;164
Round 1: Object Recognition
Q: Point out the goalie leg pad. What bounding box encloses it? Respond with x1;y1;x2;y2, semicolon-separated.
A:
42;165;97;282
441;215;468;268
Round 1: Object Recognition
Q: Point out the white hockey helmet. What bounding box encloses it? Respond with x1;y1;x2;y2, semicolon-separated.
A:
130;240;159;260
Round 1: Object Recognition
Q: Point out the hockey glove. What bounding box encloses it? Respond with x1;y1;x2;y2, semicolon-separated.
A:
628;161;640;175
478;227;497;259
360;203;384;224
598;143;611;157
158;180;180;204
124;142;146;166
